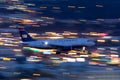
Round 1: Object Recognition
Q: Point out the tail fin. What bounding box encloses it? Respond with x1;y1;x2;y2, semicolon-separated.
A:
18;27;36;42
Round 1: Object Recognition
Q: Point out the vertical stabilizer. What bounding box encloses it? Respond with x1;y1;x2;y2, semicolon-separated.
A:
18;27;36;42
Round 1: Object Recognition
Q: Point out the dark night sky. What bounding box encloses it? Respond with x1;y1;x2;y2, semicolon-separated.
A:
24;0;120;19
22;0;120;35
0;0;117;35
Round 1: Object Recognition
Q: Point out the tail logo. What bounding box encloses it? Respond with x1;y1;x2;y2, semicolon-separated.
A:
22;34;28;38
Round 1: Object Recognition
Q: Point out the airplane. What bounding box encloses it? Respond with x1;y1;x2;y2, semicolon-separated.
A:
18;27;95;54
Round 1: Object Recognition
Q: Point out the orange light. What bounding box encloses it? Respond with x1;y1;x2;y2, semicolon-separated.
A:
97;40;106;43
111;40;119;42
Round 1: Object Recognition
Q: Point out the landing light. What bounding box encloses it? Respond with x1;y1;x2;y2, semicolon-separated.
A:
44;41;48;45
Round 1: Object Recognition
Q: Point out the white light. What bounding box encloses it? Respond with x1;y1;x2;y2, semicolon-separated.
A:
80;55;89;57
67;58;76;62
82;46;86;50
110;54;119;58
44;41;48;45
102;36;112;39
68;52;77;55
76;58;85;62
110;48;118;50
43;51;51;54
